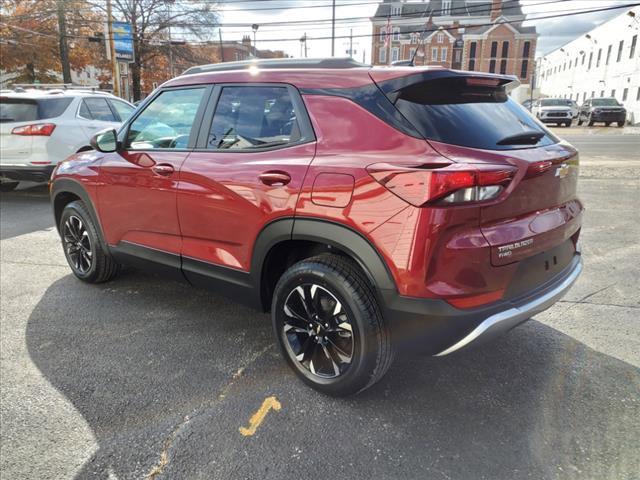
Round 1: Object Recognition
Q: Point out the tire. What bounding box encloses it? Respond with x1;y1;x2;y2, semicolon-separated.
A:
272;254;393;396
617;122;624;128
0;181;19;192
605;122;611;127
577;118;583;126
588;116;595;127
59;200;120;283
564;122;572;127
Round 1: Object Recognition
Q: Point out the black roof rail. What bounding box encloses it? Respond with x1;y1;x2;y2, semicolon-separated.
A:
182;57;370;76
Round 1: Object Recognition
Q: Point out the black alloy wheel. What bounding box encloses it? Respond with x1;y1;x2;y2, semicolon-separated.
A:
282;283;354;378
63;215;93;275
272;254;393;396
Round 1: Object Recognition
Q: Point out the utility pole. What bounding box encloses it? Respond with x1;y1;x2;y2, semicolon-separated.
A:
167;2;173;77
331;0;336;56
106;0;120;97
252;24;259;57
349;29;353;58
304;32;307;58
56;0;71;84
218;28;225;62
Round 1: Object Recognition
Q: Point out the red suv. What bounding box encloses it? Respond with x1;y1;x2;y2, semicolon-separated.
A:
51;59;583;396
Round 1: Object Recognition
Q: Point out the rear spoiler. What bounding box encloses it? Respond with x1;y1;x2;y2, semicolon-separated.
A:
370;70;519;104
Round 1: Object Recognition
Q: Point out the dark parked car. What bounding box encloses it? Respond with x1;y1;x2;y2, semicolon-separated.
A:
578;97;626;127
50;59;583;396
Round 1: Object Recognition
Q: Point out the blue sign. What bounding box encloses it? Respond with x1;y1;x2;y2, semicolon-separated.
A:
113;22;134;62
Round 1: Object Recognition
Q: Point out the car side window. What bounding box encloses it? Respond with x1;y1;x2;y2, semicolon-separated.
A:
109;100;135;122
126;88;205;150
81;98;117;122
208;86;301;150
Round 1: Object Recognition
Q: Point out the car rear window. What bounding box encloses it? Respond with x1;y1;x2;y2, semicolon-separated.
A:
0;97;73;123
394;77;558;150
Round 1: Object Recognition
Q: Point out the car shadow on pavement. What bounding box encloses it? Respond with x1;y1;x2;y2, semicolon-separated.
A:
25;272;640;480
0;185;53;241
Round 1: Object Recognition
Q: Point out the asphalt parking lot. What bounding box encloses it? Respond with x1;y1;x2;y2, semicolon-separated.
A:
1;128;639;480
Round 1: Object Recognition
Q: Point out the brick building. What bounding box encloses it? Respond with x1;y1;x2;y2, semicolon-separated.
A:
371;0;537;83
192;35;288;65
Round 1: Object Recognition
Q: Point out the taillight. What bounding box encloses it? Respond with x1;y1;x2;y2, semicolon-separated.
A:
367;163;517;206
11;123;56;136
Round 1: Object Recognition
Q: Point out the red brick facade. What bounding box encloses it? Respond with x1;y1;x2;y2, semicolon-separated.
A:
371;0;537;83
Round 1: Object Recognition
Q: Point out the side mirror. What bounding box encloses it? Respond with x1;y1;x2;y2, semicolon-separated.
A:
90;128;118;153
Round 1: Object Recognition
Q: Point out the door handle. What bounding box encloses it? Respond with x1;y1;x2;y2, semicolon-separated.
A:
152;163;175;176
259;171;291;186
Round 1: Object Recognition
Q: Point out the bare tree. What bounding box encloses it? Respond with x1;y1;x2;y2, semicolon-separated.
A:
92;0;219;100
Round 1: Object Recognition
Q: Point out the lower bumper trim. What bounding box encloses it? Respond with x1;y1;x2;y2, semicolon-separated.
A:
434;256;583;356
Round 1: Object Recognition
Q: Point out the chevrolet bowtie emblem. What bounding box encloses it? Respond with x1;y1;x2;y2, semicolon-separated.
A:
556;163;570;178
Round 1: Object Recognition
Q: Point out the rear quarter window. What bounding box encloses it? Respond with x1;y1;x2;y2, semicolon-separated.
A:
394;78;558;150
0;97;72;122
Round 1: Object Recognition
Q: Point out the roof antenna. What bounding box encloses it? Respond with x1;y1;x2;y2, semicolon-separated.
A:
409;12;433;66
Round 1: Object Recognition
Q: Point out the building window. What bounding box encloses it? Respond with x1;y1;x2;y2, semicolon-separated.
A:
489;59;496;73
379;27;386;44
637;87;640;101
588;52;593;70
393;27;400;42
391;5;401;16
490;41;498;58
581;54;586;66
441;47;447;62
455;50;461;62
409;47;416;59
574;57;578;67
468;41;476;70
432;47;438;61
630;35;637;59
501;41;509;58
611;89;616;97
520;59;528;79
379;47;387;63
596;48;602;67
617;40;624;62
442;0;451;15
583;92;587;102
391;47;399;62
522;41;531;58
500;59;507;74
591;91;595;98
437;33;444;43
606;45;612;65
623;88;628;101
600;90;604;97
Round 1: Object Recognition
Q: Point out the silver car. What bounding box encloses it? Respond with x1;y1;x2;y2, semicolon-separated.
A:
0;90;134;190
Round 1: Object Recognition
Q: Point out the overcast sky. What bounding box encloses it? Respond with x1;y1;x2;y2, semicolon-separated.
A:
209;0;635;61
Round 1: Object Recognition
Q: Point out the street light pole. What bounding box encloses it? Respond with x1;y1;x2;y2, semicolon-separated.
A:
252;24;259;57
331;0;336;57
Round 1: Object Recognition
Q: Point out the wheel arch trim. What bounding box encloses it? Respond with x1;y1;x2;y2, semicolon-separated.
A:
51;178;105;245
252;217;398;308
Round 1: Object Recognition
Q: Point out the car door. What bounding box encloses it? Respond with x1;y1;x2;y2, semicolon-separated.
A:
78;97;120;137
96;85;210;274
176;84;316;287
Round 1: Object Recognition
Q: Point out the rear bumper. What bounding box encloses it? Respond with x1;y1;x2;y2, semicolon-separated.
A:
0;165;55;183
383;254;582;356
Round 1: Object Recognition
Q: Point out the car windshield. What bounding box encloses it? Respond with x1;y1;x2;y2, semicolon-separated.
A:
0;97;72;123
592;98;621;106
540;99;570;107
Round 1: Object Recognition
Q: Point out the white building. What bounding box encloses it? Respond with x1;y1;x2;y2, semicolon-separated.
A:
535;7;640;124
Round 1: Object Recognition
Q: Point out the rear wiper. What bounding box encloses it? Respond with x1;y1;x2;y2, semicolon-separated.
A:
496;131;545;146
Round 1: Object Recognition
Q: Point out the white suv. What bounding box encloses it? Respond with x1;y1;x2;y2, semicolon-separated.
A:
0;89;135;190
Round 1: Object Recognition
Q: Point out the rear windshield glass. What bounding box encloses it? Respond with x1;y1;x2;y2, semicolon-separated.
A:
0;97;73;123
592;98;621;107
394;78;558;150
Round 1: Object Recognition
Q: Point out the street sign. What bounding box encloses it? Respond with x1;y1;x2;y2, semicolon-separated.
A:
113;22;134;62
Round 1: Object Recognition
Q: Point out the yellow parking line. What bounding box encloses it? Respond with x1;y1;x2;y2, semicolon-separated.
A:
239;396;282;437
